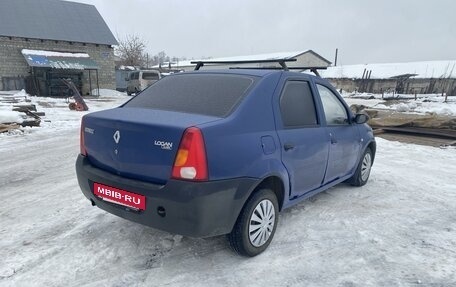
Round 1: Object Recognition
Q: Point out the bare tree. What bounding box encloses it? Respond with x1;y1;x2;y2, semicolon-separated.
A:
116;34;147;67
115;37;185;69
156;51;169;65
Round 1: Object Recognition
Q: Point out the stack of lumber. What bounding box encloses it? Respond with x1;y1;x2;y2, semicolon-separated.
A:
0;104;45;133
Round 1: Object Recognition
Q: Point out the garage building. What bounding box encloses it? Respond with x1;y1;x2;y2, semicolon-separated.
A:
0;0;118;97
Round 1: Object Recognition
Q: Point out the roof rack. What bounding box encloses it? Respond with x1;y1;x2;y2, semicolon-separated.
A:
191;59;297;71
190;59;326;76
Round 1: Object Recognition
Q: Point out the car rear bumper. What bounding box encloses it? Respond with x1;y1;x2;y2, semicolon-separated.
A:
76;155;258;238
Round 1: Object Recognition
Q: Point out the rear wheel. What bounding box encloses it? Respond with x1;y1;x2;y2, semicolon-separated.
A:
228;188;279;257
349;147;373;186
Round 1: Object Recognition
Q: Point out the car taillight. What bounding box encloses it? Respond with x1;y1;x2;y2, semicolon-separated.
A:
80;121;87;156
172;127;208;181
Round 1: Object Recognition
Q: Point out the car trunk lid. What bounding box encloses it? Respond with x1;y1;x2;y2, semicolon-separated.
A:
82;107;220;184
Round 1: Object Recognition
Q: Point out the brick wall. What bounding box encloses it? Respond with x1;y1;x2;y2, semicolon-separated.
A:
0;36;116;94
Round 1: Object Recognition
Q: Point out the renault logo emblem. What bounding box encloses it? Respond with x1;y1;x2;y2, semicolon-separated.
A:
113;130;120;144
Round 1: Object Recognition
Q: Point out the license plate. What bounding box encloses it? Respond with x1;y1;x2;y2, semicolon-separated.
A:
93;183;146;211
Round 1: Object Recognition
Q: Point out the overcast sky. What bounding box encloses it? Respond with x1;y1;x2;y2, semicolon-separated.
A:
73;0;455;65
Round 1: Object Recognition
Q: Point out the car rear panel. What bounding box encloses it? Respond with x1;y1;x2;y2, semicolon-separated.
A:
82;107;220;184
76;154;259;237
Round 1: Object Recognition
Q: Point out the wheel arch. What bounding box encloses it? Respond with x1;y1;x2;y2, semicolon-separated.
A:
366;140;376;163
249;175;286;211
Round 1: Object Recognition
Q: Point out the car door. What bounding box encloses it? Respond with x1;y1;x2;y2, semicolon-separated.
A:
315;83;360;183
276;79;329;198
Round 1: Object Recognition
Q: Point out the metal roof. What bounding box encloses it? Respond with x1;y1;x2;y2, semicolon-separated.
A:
153;50;331;69
0;0;118;45
201;50;331;64
22;49;98;70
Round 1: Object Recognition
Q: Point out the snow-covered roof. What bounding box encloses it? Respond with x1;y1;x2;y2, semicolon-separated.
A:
321;60;456;79
205;50;308;62
0;0;118;45
21;49;98;70
22;49;90;58
118;65;137;71
152;50;312;69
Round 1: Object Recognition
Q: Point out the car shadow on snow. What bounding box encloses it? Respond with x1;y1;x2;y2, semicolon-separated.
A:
73;211;233;272
75;183;364;274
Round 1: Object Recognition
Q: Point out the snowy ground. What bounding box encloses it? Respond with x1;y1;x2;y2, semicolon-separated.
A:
342;92;456;116
0;90;129;135
1;91;456;286
342;92;456;117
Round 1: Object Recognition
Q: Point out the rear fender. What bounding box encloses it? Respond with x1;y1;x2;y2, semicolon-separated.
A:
243;158;290;210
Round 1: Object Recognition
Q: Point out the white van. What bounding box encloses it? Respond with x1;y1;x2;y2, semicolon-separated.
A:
126;70;161;95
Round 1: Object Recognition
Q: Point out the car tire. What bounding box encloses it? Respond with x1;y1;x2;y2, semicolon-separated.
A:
227;188;279;257
349;147;373;186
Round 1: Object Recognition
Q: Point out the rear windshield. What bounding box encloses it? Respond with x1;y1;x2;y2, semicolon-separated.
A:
123;74;257;117
142;72;159;80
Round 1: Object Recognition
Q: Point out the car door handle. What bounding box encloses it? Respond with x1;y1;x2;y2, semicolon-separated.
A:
284;143;295;151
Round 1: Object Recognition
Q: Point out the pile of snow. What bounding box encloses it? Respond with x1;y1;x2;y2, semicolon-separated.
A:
91;89;127;97
414;101;456;116
0;110;24;124
21;49;90;58
118;65;136;71
322;60;456;79
395;102;417;112
342;92;456;116
11;89;28;98
374;99;456;116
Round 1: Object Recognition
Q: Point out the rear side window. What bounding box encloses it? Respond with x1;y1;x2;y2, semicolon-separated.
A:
124;74;256;117
142;72;160;80
280;81;318;127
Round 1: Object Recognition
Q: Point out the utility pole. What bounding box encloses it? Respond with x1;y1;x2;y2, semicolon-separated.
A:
334;48;338;66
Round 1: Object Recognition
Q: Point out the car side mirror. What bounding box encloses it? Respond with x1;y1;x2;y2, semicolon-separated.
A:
354;113;369;124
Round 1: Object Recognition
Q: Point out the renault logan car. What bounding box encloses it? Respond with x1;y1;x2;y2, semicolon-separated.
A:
76;68;375;256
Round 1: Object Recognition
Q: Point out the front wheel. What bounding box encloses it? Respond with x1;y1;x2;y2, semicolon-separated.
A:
227;188;279;257
349;147;373;186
